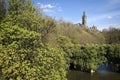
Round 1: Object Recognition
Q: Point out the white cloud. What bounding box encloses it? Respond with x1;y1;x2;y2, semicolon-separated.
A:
87;10;120;30
107;16;112;19
40;4;55;9
57;7;63;12
37;2;40;5
88;10;120;23
36;2;63;14
43;9;54;13
58;9;63;12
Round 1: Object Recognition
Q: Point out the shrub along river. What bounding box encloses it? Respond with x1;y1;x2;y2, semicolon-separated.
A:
67;64;120;80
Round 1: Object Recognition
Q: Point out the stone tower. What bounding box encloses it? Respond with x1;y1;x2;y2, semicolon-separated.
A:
82;11;87;26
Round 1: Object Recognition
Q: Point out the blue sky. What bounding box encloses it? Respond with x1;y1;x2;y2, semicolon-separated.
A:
33;0;120;30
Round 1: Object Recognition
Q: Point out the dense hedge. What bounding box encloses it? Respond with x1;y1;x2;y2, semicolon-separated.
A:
106;44;120;71
69;44;120;72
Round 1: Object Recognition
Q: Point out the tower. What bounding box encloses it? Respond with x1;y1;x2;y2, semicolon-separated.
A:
82;11;87;26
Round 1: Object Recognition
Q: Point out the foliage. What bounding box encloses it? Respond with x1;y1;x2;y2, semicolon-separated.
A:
67;44;120;72
102;27;120;44
106;44;120;71
0;42;67;80
0;0;120;80
0;0;6;22
71;44;107;71
34;47;67;80
0;18;67;80
0;0;67;80
56;20;105;44
40;17;56;43
57;35;74;66
7;0;35;15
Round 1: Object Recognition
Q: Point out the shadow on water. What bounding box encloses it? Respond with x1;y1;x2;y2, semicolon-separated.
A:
97;63;117;72
67;63;120;80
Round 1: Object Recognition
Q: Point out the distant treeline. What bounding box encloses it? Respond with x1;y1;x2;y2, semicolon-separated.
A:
103;27;120;44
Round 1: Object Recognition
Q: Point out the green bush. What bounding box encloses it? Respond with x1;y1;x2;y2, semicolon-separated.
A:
71;44;107;71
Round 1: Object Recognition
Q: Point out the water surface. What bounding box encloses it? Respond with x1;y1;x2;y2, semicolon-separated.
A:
67;70;120;80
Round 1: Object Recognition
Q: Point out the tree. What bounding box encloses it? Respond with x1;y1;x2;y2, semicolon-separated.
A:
0;0;6;22
40;17;56;43
70;44;107;71
102;27;120;44
0;0;67;79
7;0;35;15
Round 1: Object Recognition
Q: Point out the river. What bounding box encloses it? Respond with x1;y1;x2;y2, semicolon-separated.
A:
67;70;120;80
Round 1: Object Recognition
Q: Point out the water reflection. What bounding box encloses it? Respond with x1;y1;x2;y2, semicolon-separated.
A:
67;70;120;80
67;63;120;80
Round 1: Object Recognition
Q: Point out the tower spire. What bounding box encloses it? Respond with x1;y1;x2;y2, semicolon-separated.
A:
83;11;85;16
82;11;87;26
